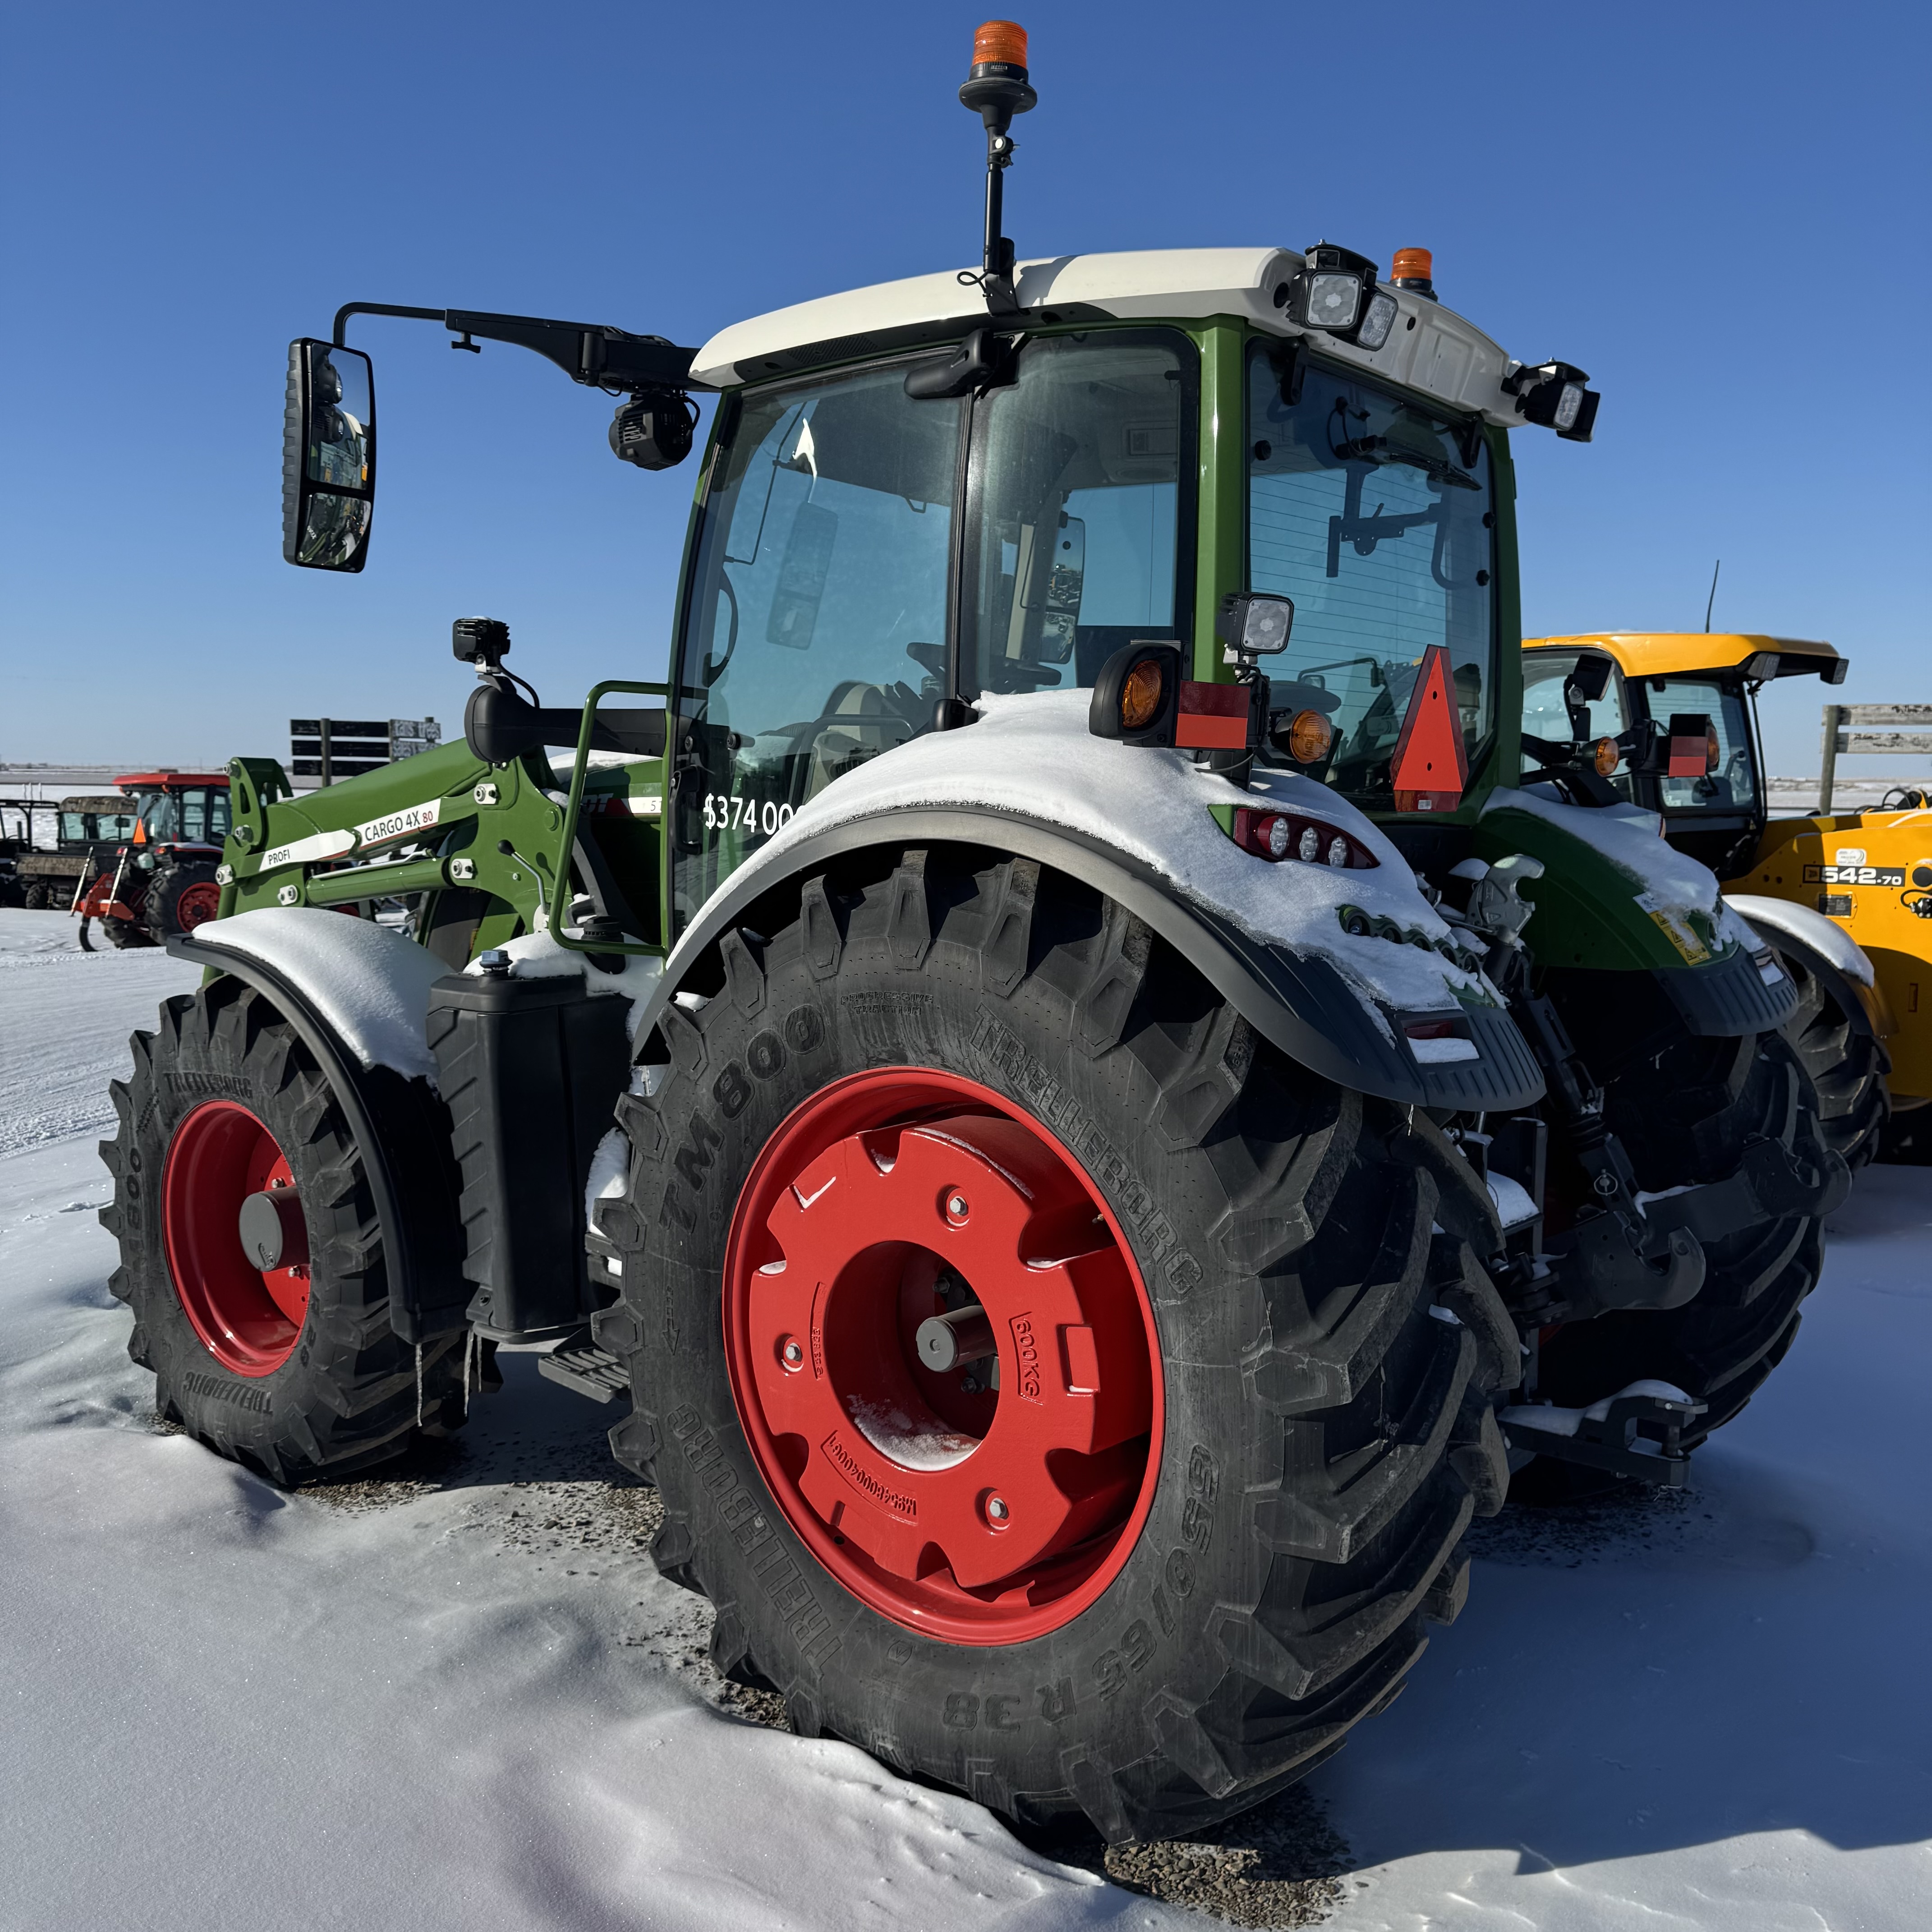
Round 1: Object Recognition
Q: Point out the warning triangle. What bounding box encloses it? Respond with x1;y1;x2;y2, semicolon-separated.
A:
1389;644;1469;812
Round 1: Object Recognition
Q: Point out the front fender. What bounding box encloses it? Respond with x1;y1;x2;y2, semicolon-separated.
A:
167;909;469;1339
641;807;1543;1112
1726;893;1895;1041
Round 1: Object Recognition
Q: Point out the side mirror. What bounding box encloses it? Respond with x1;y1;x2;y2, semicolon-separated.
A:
283;340;375;572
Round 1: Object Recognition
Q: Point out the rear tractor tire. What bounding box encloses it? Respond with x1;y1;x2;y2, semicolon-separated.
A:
596;847;1517;1842
99;977;469;1483
144;859;224;943
22;881;49;910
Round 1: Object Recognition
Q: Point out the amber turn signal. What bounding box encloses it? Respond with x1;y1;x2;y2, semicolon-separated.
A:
972;19;1029;69
1285;708;1334;764
1706;725;1722;773
1592;736;1621;777
1121;657;1166;731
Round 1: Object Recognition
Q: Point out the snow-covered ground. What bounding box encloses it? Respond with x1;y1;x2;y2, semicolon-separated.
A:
3;904;1928;1931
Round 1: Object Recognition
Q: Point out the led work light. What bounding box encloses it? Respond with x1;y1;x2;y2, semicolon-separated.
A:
1504;360;1601;442
1283;244;1399;352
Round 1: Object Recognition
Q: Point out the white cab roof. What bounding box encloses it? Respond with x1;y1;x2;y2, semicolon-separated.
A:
691;248;1523;426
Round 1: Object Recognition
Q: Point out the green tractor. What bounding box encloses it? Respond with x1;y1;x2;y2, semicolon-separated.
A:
102;23;1842;1843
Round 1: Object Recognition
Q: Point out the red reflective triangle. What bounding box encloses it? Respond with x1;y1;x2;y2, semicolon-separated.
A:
1389;644;1469;812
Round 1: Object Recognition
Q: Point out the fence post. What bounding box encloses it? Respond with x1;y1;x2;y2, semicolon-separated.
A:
1818;703;1843;814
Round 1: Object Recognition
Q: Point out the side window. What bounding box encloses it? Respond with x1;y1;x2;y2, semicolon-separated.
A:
963;333;1193;695
1522;654;1632;798
179;790;208;843
207;789;231;840
1521;654;1581;750
1649;677;1757;812
673;364;962;925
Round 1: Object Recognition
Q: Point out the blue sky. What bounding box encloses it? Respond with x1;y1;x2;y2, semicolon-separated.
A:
4;0;1926;778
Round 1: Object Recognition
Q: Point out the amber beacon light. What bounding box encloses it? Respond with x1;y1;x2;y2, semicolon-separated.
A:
970;19;1030;70
958;21;1037;313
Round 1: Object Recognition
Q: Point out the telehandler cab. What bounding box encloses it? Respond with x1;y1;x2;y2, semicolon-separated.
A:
103;23;1844;1842
1522;630;1917;1165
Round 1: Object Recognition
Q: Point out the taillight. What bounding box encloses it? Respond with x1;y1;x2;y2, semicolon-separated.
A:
1232;808;1376;869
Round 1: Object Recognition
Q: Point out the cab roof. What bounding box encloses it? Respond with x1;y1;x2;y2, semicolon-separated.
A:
691;248;1523;426
115;772;230;789
1524;633;1845;682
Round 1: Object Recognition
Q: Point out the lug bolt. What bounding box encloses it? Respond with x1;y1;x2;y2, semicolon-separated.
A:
986;1495;1009;1524
782;1337;804;1368
946;1192;970;1221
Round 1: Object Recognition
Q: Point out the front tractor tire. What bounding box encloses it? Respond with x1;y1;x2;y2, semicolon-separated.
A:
1776;950;1890;1173
598;849;1517;1842
1538;1012;1847;1454
99;978;468;1483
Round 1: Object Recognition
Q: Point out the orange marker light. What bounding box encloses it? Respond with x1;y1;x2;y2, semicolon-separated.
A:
1120;657;1165;731
1391;247;1432;283
1287;708;1334;764
1593;736;1621;778
1707;724;1722;773
972;20;1029;70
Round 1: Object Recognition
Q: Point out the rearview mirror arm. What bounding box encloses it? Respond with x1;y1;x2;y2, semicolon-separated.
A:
330;299;706;393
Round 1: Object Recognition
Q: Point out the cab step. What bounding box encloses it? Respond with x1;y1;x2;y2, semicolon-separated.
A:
535;1333;628;1404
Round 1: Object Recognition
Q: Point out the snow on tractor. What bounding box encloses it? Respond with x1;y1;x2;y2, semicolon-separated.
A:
28;772;231;947
100;24;1847;1844
1520;631;1919;1166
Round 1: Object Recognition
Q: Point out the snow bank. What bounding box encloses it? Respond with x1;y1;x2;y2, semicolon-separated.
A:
674;688;1496;1023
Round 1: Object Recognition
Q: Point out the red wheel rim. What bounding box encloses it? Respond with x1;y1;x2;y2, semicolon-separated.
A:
723;1068;1164;1644
161;1100;310;1376
173;881;222;932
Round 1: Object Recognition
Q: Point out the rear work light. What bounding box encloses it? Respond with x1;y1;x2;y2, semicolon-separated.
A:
1283;243;1399;351
1232;808;1377;869
1504;359;1601;442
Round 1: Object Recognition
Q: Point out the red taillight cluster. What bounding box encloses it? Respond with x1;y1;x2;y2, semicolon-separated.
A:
1232;808;1377;869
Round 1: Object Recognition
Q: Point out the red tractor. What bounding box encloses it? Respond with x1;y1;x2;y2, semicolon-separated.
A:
74;772;231;949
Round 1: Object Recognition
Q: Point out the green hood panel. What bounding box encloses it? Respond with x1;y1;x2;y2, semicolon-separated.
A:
1473;788;1734;974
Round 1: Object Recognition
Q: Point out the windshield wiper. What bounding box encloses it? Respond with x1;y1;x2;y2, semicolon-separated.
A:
1333;433;1480;491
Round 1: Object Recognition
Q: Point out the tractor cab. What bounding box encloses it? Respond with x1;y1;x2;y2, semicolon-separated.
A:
1520;633;1845;879
116;773;233;853
70;772;232;947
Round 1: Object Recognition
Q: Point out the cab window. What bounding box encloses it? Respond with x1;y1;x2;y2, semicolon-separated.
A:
1246;345;1497;808
672;361;961;923
1647;676;1757;813
961;331;1195;695
1521;652;1633;800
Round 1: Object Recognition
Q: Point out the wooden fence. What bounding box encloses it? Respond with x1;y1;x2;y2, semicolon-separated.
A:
1819;704;1932;811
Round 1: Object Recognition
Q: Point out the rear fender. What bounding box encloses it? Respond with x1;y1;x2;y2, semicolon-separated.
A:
641;807;1545;1113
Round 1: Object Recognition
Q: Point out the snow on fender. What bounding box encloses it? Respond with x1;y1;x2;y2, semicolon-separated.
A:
184;906;450;1081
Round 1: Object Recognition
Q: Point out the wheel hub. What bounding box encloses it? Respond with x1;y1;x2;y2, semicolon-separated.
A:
725;1068;1161;1642
161;1100;311;1376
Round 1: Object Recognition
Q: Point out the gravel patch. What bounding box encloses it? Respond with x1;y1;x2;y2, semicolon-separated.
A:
1025;1783;1350;1927
1470;1479;1704;1568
